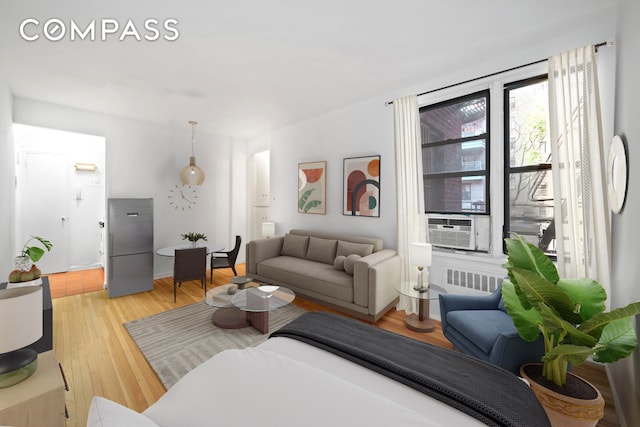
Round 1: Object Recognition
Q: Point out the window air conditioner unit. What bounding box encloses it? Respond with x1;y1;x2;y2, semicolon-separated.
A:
427;214;476;250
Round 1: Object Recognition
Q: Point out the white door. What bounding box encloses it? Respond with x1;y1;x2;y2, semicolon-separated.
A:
20;152;69;274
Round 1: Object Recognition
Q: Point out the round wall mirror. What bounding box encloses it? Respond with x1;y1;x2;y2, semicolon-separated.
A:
607;135;628;214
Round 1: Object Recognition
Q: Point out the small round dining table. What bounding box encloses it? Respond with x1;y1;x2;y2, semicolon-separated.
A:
156;242;225;257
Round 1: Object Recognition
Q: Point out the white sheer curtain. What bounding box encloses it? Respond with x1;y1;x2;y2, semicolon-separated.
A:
393;95;425;313
548;45;611;297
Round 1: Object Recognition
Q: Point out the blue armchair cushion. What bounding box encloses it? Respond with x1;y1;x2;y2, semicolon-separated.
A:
445;310;519;354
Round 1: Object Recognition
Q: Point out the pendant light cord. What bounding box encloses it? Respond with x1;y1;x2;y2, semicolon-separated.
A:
188;120;198;157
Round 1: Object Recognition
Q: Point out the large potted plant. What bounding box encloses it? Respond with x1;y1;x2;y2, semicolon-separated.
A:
8;236;53;283
502;233;640;427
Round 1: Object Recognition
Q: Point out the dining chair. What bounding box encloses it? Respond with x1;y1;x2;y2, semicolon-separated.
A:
210;235;241;283
173;247;207;302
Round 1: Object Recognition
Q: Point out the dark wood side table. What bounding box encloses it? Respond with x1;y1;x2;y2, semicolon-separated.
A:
396;282;447;333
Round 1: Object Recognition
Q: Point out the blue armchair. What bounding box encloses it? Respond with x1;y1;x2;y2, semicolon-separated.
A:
439;284;544;375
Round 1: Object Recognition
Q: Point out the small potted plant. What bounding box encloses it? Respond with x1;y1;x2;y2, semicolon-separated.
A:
8;236;53;283
502;233;640;426
181;232;207;248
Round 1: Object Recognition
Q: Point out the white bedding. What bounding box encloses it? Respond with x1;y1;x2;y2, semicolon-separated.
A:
142;344;443;427
136;337;487;427
259;337;484;426
89;336;485;426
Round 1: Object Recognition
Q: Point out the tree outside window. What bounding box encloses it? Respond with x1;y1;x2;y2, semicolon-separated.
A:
503;75;555;255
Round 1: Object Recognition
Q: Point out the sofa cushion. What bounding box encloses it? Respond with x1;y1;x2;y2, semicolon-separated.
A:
333;255;346;270
306;236;338;264
445;310;519;354
290;229;384;252
257;257;353;303
336;240;374;258
281;234;310;259
343;254;361;275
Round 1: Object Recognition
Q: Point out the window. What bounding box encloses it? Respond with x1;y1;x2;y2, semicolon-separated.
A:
419;90;490;214
503;75;555;255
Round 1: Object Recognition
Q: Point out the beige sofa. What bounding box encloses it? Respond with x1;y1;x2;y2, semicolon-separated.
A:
246;229;400;322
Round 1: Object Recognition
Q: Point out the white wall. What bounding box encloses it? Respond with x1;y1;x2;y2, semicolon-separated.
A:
13;98;247;279
256;9;617;260
0;78;15;277
608;0;640;425
268;97;396;247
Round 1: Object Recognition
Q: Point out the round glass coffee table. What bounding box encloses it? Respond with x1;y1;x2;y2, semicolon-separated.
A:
205;283;295;334
396;282;447;333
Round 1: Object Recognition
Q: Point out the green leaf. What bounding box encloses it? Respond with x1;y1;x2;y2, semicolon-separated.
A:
298;188;315;210
21;236;53;262
557;278;606;321
593;318;639;363
32;236;53;252
542;344;595;367
579;302;640;342
538;304;597;347
25;247;45;262
501;280;541;341
303;200;322;212
509;268;581;324
504;233;559;284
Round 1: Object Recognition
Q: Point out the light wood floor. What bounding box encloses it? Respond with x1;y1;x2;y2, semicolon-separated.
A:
52;264;618;427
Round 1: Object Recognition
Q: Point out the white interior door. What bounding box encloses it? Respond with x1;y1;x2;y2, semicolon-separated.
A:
20;152;69;274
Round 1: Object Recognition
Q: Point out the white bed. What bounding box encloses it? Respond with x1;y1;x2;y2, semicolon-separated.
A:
87;312;550;427
87;336;484;427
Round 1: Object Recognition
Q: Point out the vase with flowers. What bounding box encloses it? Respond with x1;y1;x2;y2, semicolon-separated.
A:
181;232;207;248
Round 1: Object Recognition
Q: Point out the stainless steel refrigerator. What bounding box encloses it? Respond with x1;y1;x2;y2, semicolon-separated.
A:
107;198;154;298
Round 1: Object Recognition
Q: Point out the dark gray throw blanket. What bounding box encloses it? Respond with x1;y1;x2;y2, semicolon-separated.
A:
270;312;550;427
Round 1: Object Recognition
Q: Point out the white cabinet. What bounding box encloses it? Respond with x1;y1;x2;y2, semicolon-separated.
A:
252;207;271;240
251;150;271;240
253;150;270;207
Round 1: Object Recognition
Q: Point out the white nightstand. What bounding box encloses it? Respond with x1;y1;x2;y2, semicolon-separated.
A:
0;350;66;427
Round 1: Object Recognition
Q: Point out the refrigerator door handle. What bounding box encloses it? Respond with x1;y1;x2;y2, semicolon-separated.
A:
127;212;139;217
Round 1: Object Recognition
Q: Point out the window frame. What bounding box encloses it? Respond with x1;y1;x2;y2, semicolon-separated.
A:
419;89;491;216
502;74;555;257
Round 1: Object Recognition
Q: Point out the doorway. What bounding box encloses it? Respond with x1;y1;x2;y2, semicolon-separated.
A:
251;150;270;240
14;124;106;279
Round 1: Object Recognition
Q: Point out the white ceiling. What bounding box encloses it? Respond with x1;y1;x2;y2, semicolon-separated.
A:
0;0;619;138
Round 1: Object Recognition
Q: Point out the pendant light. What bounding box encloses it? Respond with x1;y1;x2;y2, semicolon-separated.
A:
180;120;205;185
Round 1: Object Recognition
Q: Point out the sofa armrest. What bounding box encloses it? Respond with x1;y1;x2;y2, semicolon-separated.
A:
246;237;284;275
353;249;400;313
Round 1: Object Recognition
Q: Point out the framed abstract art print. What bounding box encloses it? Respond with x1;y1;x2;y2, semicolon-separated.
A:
343;155;380;217
298;161;326;214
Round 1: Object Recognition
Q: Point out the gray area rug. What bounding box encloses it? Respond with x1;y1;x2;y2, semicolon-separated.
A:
124;302;306;389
